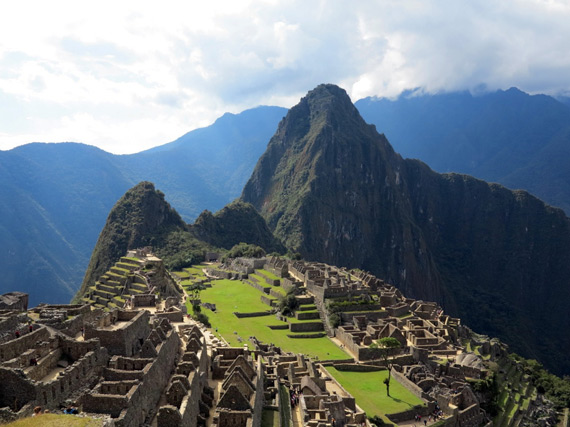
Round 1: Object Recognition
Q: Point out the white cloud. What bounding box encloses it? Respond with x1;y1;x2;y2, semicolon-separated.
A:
1;0;570;153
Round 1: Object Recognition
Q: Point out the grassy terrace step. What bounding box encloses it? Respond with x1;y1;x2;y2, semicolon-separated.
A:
116;262;139;271
112;297;126;306
260;296;277;307
110;266;130;275
269;286;287;297
93;289;115;299
296;311;321;320
172;271;190;279
255;269;281;282
298;304;317;311
105;271;126;279
129;283;148;292
98;284;120;294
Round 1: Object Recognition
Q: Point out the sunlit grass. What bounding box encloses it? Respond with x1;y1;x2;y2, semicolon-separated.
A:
4;414;104;427
326;367;425;417
200;279;347;360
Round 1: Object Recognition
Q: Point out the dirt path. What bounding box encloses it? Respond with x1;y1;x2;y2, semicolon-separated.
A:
291;404;303;427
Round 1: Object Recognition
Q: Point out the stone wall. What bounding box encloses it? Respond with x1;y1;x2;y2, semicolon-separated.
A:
86;310;151;356
333;364;384;372
456;403;486;427
0;326;50;363
46;308;103;338
269;289;285;299
158;338;209;427
296;311;321;320
233;311;272;318
330;303;383;313
0;292;28;311
390;368;430;400
385;401;435;424
260;295;276;307
132;294;156;307
289;322;324;333
339;311;388;323
252;358;265;427
86;328;180;427
245;278;271;294
26;347;63;381
0;367;37;411
31;346;109;410
287;333;327;339
155;311;184;323
282;278;302;294
0;313;27;336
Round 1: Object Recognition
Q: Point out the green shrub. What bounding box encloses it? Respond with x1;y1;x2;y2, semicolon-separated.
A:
193;312;211;327
222;242;266;262
329;313;341;328
279;293;300;316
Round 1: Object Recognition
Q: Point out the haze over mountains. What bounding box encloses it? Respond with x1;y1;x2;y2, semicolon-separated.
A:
3;85;570;379
0;107;285;305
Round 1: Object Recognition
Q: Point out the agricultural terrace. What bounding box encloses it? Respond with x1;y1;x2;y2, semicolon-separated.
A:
176;266;348;360
326;367;425;422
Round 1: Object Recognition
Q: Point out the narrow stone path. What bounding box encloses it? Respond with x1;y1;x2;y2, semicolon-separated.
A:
291;404;302;427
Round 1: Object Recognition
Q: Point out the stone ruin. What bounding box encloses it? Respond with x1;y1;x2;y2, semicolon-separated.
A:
0;252;557;427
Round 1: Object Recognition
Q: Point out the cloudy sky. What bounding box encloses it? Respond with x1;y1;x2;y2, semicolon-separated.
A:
1;0;570;154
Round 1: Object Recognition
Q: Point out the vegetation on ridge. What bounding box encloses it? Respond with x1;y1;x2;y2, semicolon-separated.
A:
75;182;285;303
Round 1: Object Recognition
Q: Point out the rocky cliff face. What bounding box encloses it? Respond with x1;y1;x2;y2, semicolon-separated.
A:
242;84;444;301
242;84;570;375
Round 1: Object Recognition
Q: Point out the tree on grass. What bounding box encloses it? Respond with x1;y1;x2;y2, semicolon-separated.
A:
187;282;206;311
378;337;401;396
279;292;299;316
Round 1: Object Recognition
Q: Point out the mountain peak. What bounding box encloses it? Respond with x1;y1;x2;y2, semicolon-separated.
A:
296;83;361;126
74;181;185;301
304;83;352;104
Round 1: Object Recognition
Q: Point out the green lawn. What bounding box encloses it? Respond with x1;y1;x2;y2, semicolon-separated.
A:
5;414;104;427
200;279;348;360
326;367;425;418
183;265;211;277
261;409;279;427
257;269;281;281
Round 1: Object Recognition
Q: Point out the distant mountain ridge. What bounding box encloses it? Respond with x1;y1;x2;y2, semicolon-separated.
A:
241;84;570;375
5;85;570;312
356;88;570;214
0;106;285;305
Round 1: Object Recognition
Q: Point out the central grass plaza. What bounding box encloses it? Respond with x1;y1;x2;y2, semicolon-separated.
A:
178;265;427;421
197;278;348;360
